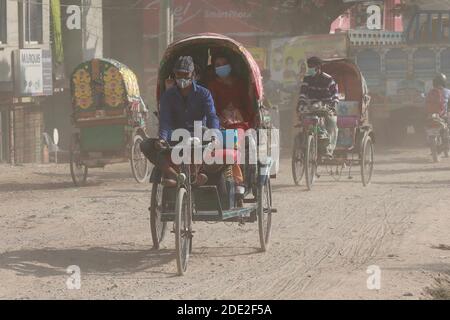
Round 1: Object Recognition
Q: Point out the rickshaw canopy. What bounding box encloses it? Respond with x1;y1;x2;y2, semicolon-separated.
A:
71;58;141;112
321;58;371;123
157;33;264;104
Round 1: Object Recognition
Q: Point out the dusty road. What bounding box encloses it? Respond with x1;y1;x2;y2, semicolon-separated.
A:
1;147;450;300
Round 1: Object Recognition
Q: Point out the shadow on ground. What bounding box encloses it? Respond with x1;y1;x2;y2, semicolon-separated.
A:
0;247;174;277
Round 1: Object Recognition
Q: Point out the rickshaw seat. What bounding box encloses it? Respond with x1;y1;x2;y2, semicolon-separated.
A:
337;116;359;129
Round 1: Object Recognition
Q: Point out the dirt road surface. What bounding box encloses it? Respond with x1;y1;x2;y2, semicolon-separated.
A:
1;147;450;300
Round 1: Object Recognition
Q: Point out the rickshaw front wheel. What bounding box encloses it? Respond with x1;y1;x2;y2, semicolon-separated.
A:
258;178;272;252
175;187;191;276
305;135;317;191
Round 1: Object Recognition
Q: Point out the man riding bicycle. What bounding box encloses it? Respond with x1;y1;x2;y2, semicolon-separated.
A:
297;56;340;158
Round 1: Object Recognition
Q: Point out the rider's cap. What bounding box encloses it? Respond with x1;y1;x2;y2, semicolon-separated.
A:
307;56;323;68
174;56;195;74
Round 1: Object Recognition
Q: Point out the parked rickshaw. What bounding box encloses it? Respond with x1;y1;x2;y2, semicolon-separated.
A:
69;59;151;186
148;33;279;276
292;58;374;189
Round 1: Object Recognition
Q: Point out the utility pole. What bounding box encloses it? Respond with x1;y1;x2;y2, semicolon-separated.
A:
159;0;174;60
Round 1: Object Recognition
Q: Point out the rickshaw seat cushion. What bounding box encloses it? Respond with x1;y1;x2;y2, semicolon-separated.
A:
337;116;359;128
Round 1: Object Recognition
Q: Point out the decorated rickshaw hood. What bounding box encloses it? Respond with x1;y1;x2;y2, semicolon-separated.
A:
71;58;142;111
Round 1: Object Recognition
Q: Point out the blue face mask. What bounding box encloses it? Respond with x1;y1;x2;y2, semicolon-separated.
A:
306;67;317;77
216;64;232;78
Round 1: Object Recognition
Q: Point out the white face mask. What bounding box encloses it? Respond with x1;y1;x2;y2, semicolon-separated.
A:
306;67;317;77
176;78;192;89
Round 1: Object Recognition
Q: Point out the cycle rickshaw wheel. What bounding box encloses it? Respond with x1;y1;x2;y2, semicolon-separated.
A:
131;134;150;184
305;135;317;191
150;183;167;250
292;136;305;186
69;137;88;187
175;187;191;276
258;178;272;252
361;136;374;187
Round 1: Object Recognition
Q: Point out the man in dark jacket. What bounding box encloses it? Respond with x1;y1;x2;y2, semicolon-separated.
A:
297;56;340;158
141;56;220;186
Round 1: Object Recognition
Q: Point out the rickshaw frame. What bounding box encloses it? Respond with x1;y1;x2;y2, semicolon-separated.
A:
292;58;375;189
148;33;278;275
69;58;151;186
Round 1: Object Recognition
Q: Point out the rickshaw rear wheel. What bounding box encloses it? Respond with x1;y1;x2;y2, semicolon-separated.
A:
258;178;272;252
150;183;167;250
69;137;88;187
131;134;151;184
175;187;191;276
292;135;305;186
305;135;317;191
361;136;374;187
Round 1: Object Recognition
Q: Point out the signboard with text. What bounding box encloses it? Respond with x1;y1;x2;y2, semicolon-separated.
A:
14;49;53;97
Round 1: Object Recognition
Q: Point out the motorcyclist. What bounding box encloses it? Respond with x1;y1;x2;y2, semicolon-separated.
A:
425;73;450;157
297;56;340;158
426;73;450;118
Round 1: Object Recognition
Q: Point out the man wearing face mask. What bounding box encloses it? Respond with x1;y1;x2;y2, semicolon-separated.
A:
297;56;340;158
141;56;220;187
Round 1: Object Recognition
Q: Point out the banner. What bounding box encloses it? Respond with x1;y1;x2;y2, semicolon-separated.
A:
270;33;349;86
51;0;64;65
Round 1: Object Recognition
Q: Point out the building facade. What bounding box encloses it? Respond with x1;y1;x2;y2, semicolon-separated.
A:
0;0;103;164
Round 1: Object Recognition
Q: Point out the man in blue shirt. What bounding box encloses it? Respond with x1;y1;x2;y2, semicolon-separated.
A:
141;56;220;186
159;56;220;141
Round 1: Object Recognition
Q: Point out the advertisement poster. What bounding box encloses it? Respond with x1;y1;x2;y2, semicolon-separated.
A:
270;33;349;86
247;47;267;70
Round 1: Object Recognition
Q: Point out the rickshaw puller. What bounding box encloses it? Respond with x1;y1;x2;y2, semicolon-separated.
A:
143;56;221;187
297;56;340;158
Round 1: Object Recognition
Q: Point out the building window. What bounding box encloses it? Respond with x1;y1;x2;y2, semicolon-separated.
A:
0;0;6;44
24;0;43;44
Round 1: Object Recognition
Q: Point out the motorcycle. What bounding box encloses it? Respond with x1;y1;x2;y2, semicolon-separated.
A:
426;113;449;162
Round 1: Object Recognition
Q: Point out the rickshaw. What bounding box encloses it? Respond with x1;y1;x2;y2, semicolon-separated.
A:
148;33;279;276
69;58;151;186
292;58;374;190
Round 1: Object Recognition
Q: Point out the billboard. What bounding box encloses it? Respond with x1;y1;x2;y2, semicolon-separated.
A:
14;49;53;97
270;33;349;86
247;47;267;70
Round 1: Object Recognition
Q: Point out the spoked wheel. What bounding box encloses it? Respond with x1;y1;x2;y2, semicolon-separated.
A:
292;136;305;186
131;135;150;184
430;137;440;163
257;177;272;252
304;134;318;191
69;135;88;187
361;136;374;187
150;183;167;250
175;187;192;276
